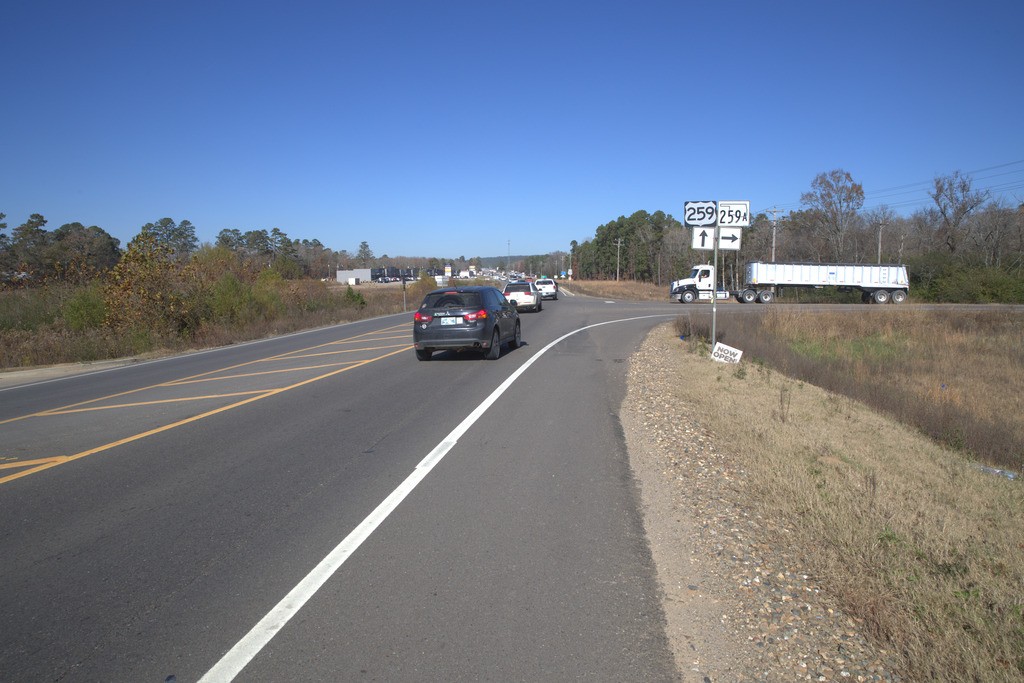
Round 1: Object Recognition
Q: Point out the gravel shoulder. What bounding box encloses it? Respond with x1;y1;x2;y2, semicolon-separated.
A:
622;325;902;682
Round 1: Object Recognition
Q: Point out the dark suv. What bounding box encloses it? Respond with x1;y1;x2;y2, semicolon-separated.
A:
412;286;521;361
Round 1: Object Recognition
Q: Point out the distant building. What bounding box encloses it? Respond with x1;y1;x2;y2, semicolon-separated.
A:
337;269;372;283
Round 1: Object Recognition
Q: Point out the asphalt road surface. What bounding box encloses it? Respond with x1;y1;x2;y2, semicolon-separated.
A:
1;290;690;682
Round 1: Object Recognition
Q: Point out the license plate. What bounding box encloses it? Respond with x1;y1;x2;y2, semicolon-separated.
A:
440;317;462;325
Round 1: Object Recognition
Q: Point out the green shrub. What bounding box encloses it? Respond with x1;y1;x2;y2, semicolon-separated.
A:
62;282;106;331
343;285;366;308
250;269;285;318
908;254;1024;303
210;272;257;324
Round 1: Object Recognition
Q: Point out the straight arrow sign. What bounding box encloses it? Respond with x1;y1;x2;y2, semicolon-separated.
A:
692;227;712;250
717;227;742;250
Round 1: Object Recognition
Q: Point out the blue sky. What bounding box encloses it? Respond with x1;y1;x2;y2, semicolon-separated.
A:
3;0;1022;260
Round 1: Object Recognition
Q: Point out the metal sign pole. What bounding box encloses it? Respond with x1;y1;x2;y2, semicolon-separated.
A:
711;222;719;346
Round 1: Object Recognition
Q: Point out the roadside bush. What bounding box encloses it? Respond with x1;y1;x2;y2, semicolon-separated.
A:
931;266;1024;303
62;282;106;331
104;230;193;340
343;285;366;309
908;253;1024;303
253;270;286;319
407;272;440;303
209;272;258;324
0;286;61;330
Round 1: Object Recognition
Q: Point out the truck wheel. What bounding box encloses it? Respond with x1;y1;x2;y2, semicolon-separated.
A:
890;290;907;304
740;289;757;304
681;290;697;304
872;290;890;304
757;290;774;304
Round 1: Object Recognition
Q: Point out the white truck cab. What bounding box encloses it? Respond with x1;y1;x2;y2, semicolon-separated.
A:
669;265;729;303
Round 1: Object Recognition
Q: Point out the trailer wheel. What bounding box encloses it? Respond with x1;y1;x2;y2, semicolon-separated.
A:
890;289;907;304
757;290;774;304
680;290;697;304
872;289;890;304
740;289;757;304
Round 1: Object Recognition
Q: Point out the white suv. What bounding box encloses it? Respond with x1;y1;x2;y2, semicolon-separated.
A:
534;278;558;300
503;281;542;312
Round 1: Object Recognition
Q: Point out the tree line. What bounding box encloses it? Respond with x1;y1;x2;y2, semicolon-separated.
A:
0;212;502;287
568;168;1024;301
3;166;1023;303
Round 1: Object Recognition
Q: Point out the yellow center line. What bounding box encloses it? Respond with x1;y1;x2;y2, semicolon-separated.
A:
0;345;411;486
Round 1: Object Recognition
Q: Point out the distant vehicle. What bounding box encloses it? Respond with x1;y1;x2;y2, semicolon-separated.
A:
670;263;910;304
534;278;558;300
503;281;543;312
412;286;521;361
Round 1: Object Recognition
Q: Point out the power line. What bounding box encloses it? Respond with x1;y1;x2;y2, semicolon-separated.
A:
765;159;1024;216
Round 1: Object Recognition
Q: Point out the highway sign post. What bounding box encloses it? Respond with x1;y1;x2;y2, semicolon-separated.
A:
717;226;741;250
683;201;717;227
717;200;750;228
691;226;741;250
683;199;750;350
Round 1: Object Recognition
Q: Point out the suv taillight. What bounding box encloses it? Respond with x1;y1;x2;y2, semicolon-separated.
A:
414;311;432;323
465;309;488;321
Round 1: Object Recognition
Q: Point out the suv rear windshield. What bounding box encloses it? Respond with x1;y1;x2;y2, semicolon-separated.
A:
504;283;532;293
422;291;483;309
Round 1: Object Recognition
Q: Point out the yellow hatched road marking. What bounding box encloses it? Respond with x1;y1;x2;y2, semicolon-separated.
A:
0;343;411;485
0;329;412;426
38;391;271;415
165;361;364;386
246;343;411;365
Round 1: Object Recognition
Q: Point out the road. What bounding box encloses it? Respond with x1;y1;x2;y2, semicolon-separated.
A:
0;290;688;682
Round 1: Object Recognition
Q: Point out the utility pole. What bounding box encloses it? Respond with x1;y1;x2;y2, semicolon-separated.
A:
614;238;623;281
768;206;782;262
877;220;887;264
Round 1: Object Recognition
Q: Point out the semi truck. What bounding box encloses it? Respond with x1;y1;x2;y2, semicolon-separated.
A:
670;262;910;304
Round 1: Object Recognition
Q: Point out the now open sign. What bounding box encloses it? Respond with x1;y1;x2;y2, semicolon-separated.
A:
711;342;743;364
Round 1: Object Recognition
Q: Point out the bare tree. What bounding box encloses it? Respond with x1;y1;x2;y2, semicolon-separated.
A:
862;205;897;263
929;170;988;255
784;209;830;262
972;200;1016;268
800;169;865;261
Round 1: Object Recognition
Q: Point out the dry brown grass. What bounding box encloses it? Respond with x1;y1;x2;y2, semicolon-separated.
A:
564;279;669;301
694;308;1024;473
654;318;1024;681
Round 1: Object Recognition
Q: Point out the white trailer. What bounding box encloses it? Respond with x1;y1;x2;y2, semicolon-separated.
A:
670;262;910;304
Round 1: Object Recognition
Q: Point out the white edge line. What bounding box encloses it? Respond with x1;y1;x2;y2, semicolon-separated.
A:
198;313;673;682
